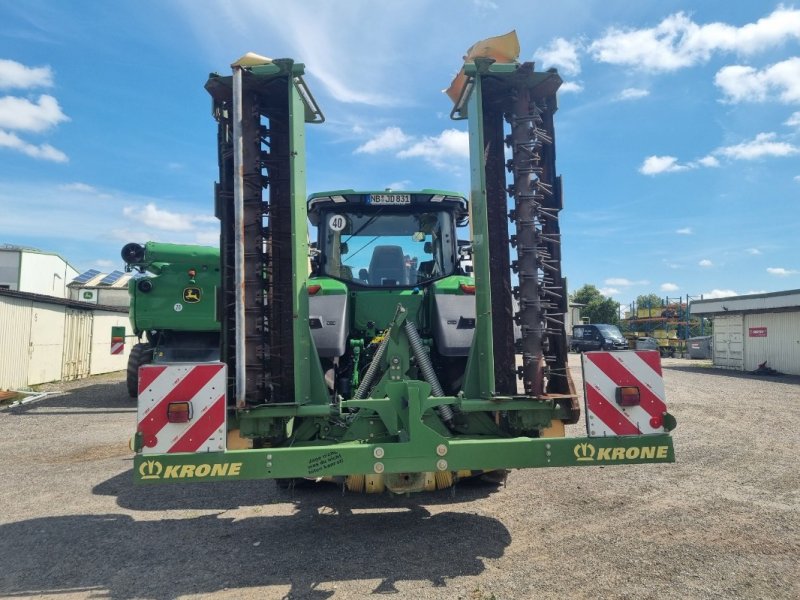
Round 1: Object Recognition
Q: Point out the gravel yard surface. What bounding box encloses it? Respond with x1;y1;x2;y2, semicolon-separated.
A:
0;356;798;599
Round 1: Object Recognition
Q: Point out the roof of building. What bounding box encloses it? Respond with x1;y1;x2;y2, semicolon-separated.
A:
0;287;128;313
690;289;800;315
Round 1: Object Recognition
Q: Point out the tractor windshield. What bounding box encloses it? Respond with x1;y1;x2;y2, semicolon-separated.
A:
320;209;456;287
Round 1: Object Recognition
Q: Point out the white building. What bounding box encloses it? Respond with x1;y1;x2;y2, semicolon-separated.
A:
67;269;133;308
0;245;79;299
690;290;800;376
0;288;132;390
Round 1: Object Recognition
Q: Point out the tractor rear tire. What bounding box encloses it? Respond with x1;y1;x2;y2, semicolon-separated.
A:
127;343;152;398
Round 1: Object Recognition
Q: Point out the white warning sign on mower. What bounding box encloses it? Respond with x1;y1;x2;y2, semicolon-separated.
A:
328;214;346;232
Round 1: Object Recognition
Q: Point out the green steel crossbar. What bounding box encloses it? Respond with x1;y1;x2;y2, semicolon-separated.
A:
134;434;675;483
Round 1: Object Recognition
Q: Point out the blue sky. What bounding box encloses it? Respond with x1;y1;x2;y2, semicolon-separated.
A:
1;0;798;308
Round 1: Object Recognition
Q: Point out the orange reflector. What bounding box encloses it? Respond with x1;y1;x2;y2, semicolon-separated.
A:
167;401;192;423
308;284;321;295
616;386;640;406
460;283;476;294
188;269;197;278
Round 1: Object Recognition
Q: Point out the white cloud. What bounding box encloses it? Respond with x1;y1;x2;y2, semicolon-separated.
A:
354;126;411;154
589;7;800;72
194;230;219;246
715;132;799;160
767;267;797;276
0;130;67;162
715;58;800;104
94;259;114;268
618;87;649;100
698;259;713;267
605;278;632;286
660;282;679;292
604;277;648;286
676;227;693;235
386;179;412;190
397;128;469;168
122;203;199;232
795;175;800;182
746;248;762;255
178;3;409;106
599;287;620;297
0;59;53;90
59;182;97;193
702;289;738;299
696;155;720;167
640;155;690;175
786;111;800;127
0;94;69;132
534;37;582;76
559;81;584;94
354;126;468;169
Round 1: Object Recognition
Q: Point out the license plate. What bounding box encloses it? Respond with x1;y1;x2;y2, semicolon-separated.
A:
368;194;411;205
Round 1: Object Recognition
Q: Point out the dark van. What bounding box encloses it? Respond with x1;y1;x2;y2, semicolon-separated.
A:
571;324;628;352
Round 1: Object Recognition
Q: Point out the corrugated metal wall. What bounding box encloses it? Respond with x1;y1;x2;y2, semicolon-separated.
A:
713;314;744;369
0;296;32;389
27;305;66;385
62;308;92;381
1;295;132;389
89;312;132;375
744;311;800;375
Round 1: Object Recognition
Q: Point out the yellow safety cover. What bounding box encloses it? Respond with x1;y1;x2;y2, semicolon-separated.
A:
445;30;520;104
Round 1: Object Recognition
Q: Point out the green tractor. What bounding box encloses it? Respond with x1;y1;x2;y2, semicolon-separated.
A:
121;241;220;397
132;42;675;493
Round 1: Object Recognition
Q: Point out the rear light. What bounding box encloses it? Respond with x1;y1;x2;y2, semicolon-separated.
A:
616;386;640;406
167;401;192;423
307;284;321;295
460;283;476;294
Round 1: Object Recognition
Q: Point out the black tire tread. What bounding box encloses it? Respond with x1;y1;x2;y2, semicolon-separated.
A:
126;343;151;398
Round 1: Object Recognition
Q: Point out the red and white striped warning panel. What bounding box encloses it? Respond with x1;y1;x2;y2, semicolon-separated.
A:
582;351;668;437
137;363;227;455
110;337;124;355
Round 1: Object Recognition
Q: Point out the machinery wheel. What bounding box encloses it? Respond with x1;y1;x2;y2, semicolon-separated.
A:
126;343;152;398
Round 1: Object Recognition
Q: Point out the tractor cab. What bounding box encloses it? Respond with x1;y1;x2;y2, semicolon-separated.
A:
307;190;475;398
308;190;469;288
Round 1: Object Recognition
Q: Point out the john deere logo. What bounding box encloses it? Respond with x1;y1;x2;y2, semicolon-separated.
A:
139;459;163;480
183;287;201;303
574;442;596;461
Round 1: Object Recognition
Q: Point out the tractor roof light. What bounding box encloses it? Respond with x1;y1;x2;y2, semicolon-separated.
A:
616;386;641;407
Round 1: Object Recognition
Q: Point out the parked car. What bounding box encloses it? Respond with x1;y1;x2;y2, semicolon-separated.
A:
571;324;628;352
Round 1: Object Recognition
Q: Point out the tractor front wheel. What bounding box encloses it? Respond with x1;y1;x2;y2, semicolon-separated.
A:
126;343;152;398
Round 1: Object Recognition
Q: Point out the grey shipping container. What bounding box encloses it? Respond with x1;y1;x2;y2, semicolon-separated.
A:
687;336;713;359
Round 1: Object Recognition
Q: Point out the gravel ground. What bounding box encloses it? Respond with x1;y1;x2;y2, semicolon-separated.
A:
0;356;798;600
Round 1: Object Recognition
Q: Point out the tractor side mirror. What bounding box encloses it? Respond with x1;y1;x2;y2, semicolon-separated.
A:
423;241;433;254
359;268;369;282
